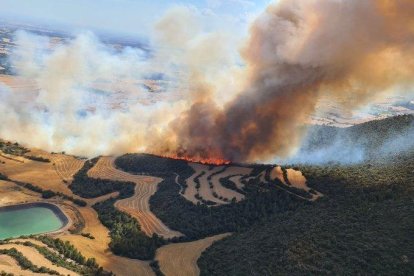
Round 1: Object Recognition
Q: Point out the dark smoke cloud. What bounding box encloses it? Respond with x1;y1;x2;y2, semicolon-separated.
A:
164;0;414;162
1;1;414;162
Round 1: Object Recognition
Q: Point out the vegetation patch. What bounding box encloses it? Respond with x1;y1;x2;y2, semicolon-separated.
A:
69;158;134;199
93;198;165;260
198;151;414;275
0;247;59;275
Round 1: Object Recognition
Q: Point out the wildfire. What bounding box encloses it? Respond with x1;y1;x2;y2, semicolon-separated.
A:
160;154;231;165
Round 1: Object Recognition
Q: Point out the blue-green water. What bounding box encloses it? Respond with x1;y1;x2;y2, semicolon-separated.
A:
0;206;64;240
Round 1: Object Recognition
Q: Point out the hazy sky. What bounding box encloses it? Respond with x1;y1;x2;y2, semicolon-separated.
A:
0;0;272;38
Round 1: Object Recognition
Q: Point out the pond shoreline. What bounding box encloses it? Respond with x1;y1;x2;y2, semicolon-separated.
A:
0;202;72;239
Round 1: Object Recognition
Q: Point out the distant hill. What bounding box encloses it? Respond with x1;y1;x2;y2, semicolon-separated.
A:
287;114;414;164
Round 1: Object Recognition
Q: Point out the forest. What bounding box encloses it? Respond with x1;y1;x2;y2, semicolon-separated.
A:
197;116;414;275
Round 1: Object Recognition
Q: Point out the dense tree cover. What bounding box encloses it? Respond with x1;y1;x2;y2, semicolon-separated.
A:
115;153;194;178
115;154;309;240
92;198;165;260
150;260;165;276
151;175;305;240
69;158;134;199
198;152;414;275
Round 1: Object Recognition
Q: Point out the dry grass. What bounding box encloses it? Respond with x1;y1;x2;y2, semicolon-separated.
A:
286;168;323;200
0;244;77;275
47;153;85;182
270;166;286;184
0;180;39;206
156;233;231;276
0;254;48;276
286;169;307;189
183;164;250;205
198;166;227;204
60;205;154;276
0;154;73;196
183;164;204;204
88;156;182;238
84;191;120;206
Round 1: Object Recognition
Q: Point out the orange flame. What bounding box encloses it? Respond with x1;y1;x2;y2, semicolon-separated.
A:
159;154;231;165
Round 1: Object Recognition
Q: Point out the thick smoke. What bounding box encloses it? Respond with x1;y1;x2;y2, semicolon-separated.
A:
1;1;414;162
166;0;414;162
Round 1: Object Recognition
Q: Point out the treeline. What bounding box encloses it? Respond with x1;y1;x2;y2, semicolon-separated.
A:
1;236;112;275
67;157;163;260
93;199;165;260
115;153;308;240
69;158;134;199
0;248;59;275
34;236;111;275
0;173;86;207
25;155;50;163
150;174;305;240
115;153;194;178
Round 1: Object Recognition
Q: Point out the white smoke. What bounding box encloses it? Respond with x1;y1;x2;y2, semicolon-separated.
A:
0;7;241;157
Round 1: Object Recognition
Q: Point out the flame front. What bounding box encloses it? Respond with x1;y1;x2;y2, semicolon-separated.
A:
159;154;231;165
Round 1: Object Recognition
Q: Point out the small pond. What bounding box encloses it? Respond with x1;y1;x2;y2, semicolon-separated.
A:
0;202;68;240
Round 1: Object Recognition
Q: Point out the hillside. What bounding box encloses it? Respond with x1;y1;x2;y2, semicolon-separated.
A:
291;114;414;163
198;119;414;275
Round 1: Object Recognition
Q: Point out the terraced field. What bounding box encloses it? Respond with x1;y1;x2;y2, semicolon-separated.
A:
88;156;182;239
156;233;230;276
60;205;155;276
0;254;48;276
0;154;73;195
183;164;252;206
49;154;85;182
0;243;76;275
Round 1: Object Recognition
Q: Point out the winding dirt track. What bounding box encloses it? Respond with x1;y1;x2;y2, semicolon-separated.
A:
156;233;230;276
88;156;182;239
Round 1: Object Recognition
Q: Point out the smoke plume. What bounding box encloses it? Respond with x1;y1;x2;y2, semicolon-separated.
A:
1;1;414;162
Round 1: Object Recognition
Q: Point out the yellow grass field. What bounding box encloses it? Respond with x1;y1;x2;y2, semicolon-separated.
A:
0;180;39;205
0;244;77;275
48;154;85;182
88;156;182;238
60;205;154;276
0;154;73;196
156;233;231;276
0;254;48;276
286;168;323;200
